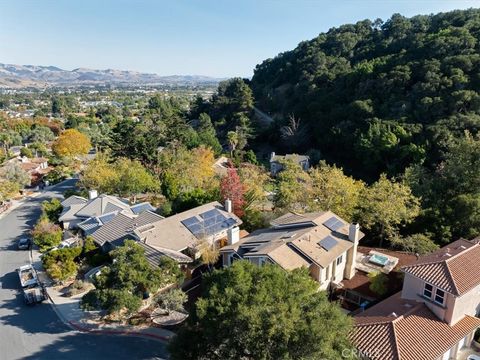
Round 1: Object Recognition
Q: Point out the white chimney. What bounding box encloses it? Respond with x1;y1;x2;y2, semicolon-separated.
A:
225;199;233;213
88;189;98;200
345;223;360;280
227;226;240;245
349;223;360;243
270;151;276;161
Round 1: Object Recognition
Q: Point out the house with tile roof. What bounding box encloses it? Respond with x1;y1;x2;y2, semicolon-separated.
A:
220;211;364;290
90;210;163;250
352;238;480;360
59;191;156;231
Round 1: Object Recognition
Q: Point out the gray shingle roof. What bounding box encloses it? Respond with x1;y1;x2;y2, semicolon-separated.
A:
91;211;163;247
78;217;102;235
75;195;131;219
61;195;87;208
130;202;156;215
137;242;193;266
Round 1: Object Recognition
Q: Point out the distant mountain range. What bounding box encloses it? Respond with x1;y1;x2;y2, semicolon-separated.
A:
0;63;224;88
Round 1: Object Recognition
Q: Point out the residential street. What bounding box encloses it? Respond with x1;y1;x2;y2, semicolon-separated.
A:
0;179;168;360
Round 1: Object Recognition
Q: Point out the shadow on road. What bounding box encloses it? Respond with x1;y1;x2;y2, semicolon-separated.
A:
23;332;168;360
0;271;21;290
0;293;68;335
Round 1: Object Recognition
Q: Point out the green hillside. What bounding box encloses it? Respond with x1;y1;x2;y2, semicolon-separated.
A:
252;9;480;180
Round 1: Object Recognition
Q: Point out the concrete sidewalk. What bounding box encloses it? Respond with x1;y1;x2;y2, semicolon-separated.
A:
31;247;174;343
44;285;174;342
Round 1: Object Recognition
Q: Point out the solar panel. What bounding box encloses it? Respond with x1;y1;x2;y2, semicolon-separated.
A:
181;216;200;228
323;216;344;231
319;235;338;251
203;217;217;227
200;209;222;220
225;218;237;227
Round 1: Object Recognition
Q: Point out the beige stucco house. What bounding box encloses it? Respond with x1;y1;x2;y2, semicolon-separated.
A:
220;211;364;290
352;238;480;360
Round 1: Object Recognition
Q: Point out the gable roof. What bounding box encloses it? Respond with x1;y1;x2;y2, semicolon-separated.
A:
61;195;87;208
137;242;193;266
77;210;120;235
130;202;156;215
352;292;480;360
91;210;163;247
402;239;480;296
134;201;242;252
59;203;86;222
75;195;131;219
221;211;363;270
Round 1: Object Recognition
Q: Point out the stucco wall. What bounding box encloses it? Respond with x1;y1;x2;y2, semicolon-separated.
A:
401;273;424;300
448;282;480;325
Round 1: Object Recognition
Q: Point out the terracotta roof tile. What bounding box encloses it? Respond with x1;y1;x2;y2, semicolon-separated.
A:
353;292;480;360
402;239;480;295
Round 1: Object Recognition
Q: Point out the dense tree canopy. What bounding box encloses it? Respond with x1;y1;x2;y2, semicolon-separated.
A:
81;241;174;315
169;261;353;360
251;9;480;181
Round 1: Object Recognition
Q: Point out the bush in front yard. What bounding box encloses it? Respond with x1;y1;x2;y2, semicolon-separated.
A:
155;288;187;315
42;247;82;282
41;198;63;223
81;240;170;316
31;219;62;252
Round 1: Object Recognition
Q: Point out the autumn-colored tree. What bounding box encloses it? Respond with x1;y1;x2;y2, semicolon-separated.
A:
238;164;270;210
198;240;220;272
275;160;312;212
158;145;218;199
309;162;365;221
220;167;246;217
357;174;420;245
80;154;159;200
80;153;118;193
0;180;20;203
52;129;91;158
114;158;159;201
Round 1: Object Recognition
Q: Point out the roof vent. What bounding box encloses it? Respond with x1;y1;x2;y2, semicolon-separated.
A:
444;253;452;257
459;245;466;250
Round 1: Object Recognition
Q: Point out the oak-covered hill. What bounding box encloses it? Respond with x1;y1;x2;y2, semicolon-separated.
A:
251;9;480;180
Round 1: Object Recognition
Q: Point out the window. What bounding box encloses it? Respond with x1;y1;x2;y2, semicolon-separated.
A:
423;283;433;298
336;255;343;266
434;289;445;305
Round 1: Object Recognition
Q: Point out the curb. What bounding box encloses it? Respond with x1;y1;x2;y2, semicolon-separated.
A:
68;321;170;343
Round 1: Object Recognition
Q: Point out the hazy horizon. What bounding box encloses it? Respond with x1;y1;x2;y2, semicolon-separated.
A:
1;0;479;77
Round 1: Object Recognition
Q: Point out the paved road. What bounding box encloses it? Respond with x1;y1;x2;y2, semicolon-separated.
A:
0;180;168;360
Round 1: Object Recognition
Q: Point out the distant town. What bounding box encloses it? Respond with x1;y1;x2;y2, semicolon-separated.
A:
1;6;480;360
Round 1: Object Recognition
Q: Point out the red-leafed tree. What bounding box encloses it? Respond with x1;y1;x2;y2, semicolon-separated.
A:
220;167;246;217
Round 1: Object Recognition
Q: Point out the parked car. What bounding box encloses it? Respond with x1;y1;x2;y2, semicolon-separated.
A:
17;238;31;250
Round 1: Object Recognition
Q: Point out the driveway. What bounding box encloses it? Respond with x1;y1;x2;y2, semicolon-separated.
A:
0;179;168;360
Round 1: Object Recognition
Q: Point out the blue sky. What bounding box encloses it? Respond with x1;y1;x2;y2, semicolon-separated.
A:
0;0;479;77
